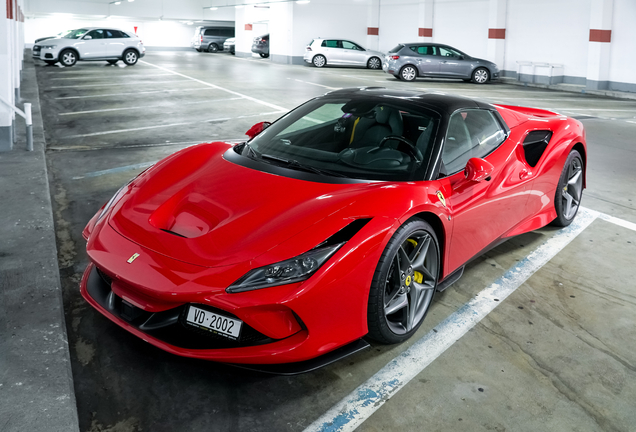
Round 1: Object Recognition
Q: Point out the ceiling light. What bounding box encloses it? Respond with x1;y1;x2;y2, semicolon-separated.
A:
110;1;121;4
128;0;134;2
209;7;218;10
296;0;310;3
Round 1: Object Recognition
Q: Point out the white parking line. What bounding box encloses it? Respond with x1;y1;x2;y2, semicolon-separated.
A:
63;110;285;139
54;87;217;100
290;78;341;90
140;60;289;112
58;97;244;116
305;207;601;432
598;213;636;231
50;73;175;80
49;80;190;89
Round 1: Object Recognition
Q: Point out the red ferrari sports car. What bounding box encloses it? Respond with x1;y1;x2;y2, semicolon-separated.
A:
80;88;586;373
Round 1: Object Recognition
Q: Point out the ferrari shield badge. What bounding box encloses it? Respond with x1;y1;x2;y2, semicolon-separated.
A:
127;253;140;264
436;191;446;207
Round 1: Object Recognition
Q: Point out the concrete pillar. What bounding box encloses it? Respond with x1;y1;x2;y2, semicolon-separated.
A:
366;0;379;51
1;0;14;151
586;0;613;90
486;0;507;69
417;0;434;42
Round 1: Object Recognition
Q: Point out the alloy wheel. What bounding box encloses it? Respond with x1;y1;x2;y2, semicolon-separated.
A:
473;68;489;84
368;57;381;69
383;230;438;335
561;157;583;220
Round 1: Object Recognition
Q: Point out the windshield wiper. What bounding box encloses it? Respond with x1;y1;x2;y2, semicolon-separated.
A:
260;154;348;178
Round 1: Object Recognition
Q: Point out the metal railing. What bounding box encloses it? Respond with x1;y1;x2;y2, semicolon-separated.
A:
0;94;33;151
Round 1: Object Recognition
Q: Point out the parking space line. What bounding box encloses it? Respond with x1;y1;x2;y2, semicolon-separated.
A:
289;78;341;90
50;73;175;80
597;213;636;232
54;87;217;100
49;80;190;89
63;110;285;139
140;60;289;112
304;207;599;432
59;97;244;116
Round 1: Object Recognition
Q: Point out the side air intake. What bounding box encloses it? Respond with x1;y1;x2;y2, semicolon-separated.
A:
522;130;553;167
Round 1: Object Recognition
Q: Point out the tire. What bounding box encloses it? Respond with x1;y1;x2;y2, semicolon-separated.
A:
44;60;57;66
208;43;219;53
123;49;138;66
59;49;77;67
367;219;440;344
472;67;489;84
107;59;118;65
367;56;381;70
260;53;269;58
551;150;584;227
399;65;417;82
312;54;326;68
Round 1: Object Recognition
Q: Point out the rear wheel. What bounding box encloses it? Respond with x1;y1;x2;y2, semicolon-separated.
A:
551;150;584;227
123;49;138;65
367;56;381;70
59;49;77;67
208;43;219;53
367;219;439;344
260;53;269;58
399;65;417;82
472;67;489;84
312;54;326;68
107;59;118;65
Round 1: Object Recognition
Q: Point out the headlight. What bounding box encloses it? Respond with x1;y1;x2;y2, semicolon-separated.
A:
96;183;130;222
227;243;344;293
40;45;57;49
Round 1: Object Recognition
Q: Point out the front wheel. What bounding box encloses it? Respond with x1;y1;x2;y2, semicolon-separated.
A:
312;54;326;68
367;219;439;344
123;50;138;65
259;53;269;58
551;150;584;227
472;67;489;84
59;49;77;67
367;56;381;70
399;65;417;82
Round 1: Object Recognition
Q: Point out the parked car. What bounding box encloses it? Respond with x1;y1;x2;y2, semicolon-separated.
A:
80;87;586;371
32;28;145;67
383;43;499;83
304;38;383;69
223;37;235;55
191;26;235;53
251;34;269;58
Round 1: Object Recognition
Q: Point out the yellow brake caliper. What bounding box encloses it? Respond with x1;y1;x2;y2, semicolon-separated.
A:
406;239;424;283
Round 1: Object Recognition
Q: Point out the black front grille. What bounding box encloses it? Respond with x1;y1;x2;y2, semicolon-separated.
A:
86;265;275;350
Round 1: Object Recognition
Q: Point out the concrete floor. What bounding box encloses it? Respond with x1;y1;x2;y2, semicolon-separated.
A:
34;50;636;431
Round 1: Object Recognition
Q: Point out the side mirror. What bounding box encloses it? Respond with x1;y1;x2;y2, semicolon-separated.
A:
464;157;493;182
83;35;92;40
245;121;272;139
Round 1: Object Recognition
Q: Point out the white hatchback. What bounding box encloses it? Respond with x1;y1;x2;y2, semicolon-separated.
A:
32;27;145;67
304;38;384;69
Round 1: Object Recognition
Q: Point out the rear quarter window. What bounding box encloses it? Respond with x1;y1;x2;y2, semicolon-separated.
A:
389;44;404;54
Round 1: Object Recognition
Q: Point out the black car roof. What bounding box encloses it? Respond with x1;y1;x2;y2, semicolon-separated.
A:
323;87;494;116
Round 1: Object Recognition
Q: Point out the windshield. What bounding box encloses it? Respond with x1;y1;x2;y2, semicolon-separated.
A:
65;29;90;39
242;96;439;181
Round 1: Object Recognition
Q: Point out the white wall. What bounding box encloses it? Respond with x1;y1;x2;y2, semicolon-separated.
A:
608;0;636;89
505;0;591;81
378;2;419;53
433;0;489;59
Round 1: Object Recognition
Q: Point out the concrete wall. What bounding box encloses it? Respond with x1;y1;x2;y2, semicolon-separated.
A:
1;0;25;152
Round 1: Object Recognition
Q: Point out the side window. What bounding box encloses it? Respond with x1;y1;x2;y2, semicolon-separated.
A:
410;45;436;56
221;28;234;37
86;29;104;39
105;30;123;38
342;41;361;50
442;110;505;174
204;29;220;37
322;40;339;48
438;46;462;58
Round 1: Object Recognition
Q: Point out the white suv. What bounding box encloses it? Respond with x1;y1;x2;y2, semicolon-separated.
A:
32;27;145;67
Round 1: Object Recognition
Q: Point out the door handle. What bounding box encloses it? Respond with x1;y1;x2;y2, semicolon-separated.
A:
519;169;532;180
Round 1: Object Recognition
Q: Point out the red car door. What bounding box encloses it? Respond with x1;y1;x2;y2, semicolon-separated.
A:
439;109;534;273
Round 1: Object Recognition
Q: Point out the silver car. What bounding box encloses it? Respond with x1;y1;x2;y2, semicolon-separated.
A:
383;43;499;83
304;38;384;69
32;27;145;67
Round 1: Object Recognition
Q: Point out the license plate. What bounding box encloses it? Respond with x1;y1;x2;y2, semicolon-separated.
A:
185;306;242;340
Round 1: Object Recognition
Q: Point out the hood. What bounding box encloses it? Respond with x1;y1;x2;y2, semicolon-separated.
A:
108;143;372;268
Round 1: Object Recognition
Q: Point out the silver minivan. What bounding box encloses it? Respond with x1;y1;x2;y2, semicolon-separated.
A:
191;26;235;53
